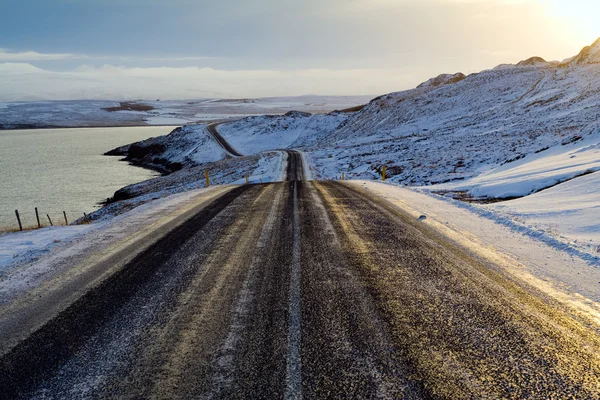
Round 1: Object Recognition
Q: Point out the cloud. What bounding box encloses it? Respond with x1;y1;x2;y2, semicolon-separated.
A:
0;49;80;61
0;63;420;100
0;62;45;74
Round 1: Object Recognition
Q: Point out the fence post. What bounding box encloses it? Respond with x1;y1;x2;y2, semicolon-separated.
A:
246;173;249;185
47;214;53;226
382;165;387;182
15;210;23;231
342;173;345;181
35;207;41;228
205;169;210;187
63;211;68;225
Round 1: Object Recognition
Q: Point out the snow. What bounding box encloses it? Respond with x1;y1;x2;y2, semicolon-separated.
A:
489;171;600;247
217;111;348;154
0;185;234;303
0;225;92;270
144;116;191;125
297;151;313;180
111;124;227;169
296;40;600;189
230;152;286;184
0;95;371;129
431;128;600;198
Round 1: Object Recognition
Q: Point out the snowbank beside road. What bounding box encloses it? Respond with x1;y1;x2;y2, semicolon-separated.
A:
489;171;600;246
0;185;234;303
0;226;93;271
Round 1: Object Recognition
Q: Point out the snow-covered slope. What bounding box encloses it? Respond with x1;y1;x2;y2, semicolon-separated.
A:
307;39;600;188
429;126;600;198
568;38;600;66
100;123;286;212
217;111;349;153
106;124;226;173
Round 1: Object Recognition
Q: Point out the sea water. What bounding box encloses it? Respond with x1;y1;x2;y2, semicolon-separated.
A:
0;126;173;229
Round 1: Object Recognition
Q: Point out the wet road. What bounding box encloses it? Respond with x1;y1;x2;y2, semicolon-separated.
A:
2;160;600;398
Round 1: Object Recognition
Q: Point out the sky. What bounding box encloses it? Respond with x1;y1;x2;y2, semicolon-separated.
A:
0;0;598;101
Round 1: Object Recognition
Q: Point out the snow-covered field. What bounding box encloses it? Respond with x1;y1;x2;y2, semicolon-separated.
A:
0;95;372;129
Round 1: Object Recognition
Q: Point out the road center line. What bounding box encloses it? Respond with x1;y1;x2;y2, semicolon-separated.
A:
285;181;303;400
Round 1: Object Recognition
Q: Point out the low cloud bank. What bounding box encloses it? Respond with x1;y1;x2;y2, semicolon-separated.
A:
0;63;415;100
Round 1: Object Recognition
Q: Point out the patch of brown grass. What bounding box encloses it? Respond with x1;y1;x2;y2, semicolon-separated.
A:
103;102;155;112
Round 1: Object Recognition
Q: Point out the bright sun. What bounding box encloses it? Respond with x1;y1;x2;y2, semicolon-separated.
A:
543;0;600;43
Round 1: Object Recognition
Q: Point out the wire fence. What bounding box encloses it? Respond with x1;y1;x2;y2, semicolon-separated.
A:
0;208;93;232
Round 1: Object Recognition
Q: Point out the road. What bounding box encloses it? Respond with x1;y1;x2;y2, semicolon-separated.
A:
207;123;244;157
2;153;600;399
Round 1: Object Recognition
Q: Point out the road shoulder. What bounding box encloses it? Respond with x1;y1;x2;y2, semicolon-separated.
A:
347;180;600;326
0;185;237;356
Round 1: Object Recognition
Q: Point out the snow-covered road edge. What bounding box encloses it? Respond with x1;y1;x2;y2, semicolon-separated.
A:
297;150;313;180
351;180;600;307
0;185;236;304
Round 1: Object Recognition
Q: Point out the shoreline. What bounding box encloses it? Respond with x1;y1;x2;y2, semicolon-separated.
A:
0;123;186;131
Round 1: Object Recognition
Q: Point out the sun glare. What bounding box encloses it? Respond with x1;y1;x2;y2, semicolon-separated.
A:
544;0;600;43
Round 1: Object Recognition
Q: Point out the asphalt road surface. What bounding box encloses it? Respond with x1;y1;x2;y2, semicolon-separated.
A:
206;123;244;157
2;157;600;399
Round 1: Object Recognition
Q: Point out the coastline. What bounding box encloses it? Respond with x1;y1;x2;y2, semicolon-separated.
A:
0;123;185;131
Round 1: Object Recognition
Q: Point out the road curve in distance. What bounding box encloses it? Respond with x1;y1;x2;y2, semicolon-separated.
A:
206;123;244;157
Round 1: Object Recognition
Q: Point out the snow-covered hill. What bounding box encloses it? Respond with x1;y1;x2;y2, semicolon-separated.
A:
217;111;349;153
568;38;600;66
106;125;226;173
315;60;600;185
